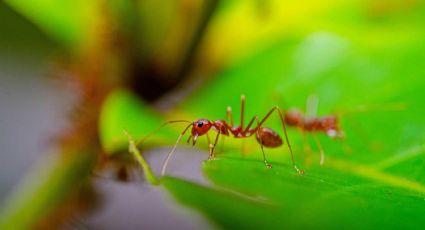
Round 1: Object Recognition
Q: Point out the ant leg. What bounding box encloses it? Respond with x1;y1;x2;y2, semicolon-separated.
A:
186;135;193;143
259;106;303;174
161;123;193;176
312;133;325;165
243;116;256;133
255;116;272;168
239;115;255;155
227;106;234;126
209;129;221;160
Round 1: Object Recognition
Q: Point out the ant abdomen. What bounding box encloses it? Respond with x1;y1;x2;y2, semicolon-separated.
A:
255;127;283;148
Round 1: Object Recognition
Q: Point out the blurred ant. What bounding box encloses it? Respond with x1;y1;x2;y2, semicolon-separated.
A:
282;95;406;165
283;95;344;165
137;95;303;176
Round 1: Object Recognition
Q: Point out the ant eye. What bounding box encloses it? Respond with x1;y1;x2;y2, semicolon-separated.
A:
197;122;203;128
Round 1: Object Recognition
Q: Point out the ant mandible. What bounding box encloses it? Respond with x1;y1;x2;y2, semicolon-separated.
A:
150;95;303;176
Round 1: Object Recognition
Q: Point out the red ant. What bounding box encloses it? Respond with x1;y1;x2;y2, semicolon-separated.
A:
281;95;406;165
134;94;405;178
283;95;345;165
138;95;303;176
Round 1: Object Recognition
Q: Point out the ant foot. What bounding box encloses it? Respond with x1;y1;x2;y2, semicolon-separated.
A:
294;166;304;175
265;162;272;169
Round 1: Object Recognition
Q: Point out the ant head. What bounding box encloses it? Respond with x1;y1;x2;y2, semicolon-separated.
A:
191;119;212;145
284;109;304;126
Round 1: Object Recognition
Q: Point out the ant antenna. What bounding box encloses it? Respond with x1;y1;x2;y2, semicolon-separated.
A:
161;123;193;176
135;120;192;147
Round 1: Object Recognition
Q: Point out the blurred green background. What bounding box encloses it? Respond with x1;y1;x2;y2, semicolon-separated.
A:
1;0;425;229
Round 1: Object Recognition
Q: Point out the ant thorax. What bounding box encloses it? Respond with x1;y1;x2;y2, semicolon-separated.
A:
211;120;230;135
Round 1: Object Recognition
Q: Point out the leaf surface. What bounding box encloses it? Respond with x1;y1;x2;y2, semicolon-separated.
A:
164;20;425;230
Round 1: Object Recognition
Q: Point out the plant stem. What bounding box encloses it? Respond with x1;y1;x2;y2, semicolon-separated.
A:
125;131;160;185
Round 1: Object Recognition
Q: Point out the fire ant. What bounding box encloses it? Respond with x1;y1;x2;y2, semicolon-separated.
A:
279;95;405;166
129;95;405;181
136;95;303;176
283;95;345;165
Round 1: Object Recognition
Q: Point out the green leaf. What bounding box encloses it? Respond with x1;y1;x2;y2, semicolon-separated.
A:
166;159;425;229
163;136;425;228
164;25;425;229
4;0;101;50
162;176;281;229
